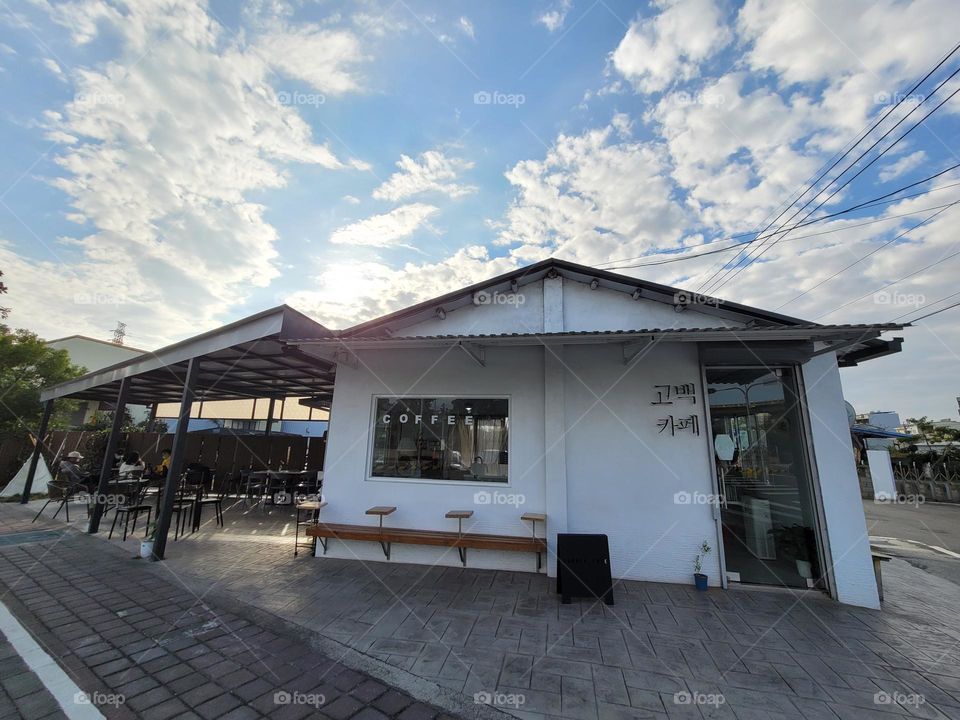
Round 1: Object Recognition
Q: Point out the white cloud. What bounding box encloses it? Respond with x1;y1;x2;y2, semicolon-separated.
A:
611;0;731;93
20;0;370;346
878;150;927;183
342;194;361;204
537;0;572;32
458;16;475;39
372;150;477;202
494;121;691;266
40;57;65;80
255;24;366;95
286;246;518;329
328;203;439;248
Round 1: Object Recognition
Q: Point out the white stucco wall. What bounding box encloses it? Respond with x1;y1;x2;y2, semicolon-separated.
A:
402;278;740;337
561;341;721;585
318;345;548;571
802;352;880;609
561;280;739;331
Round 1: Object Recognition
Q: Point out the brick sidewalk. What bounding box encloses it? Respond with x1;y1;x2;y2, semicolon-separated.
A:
0;633;67;720
0;506;466;720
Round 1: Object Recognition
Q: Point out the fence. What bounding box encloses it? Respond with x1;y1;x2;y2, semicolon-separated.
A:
3;431;326;488
858;461;960;503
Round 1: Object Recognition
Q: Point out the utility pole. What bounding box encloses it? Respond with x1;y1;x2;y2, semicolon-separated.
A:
111;321;126;345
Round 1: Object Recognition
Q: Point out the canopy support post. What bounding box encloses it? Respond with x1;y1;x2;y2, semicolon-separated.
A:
153;359;199;560
265;398;275;437
21;400;54;503
88;377;130;533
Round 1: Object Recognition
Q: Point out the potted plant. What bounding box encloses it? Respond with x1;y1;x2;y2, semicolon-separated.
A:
693;540;711;591
769;525;814;579
140;524;157;560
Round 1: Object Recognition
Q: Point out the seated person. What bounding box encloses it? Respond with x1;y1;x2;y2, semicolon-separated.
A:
117;452;146;479
146;449;171;479
58;451;91;488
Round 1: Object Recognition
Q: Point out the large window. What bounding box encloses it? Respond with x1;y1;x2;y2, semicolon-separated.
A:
370;397;508;482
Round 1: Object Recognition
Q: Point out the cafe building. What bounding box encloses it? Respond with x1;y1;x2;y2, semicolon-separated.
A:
296;259;903;610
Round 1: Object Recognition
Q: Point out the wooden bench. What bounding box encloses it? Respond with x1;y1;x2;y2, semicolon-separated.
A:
306;506;547;570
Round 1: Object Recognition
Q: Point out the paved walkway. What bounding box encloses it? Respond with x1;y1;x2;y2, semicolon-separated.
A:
12;500;960;719
0;504;459;720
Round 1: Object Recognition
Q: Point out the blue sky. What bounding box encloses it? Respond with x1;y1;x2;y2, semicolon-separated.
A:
1;0;959;419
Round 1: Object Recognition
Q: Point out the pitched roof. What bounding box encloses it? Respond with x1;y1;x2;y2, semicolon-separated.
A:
340;257;812;337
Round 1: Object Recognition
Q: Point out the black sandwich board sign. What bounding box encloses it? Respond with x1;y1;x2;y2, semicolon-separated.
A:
556;533;614;605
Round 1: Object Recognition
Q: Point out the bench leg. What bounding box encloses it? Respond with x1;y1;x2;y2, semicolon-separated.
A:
458;547;467;567
536;551;542;572
318;537;328;554
378;540;391;560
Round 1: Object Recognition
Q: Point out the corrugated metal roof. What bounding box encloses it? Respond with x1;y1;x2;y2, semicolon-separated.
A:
289;323;904;344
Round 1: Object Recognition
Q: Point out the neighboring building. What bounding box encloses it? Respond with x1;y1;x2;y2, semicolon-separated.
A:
156;397;328;436
46;335;150;425
854;411;903;451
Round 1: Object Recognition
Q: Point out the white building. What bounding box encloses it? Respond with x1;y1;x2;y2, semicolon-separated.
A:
37;260;904;608
297;259;904;610
46;335;150;425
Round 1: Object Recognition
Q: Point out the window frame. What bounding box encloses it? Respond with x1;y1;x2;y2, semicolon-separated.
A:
365;394;513;487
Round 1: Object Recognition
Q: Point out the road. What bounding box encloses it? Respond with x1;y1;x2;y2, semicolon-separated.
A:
863;499;960;588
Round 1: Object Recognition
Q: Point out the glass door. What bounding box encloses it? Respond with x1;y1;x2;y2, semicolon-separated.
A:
705;367;823;589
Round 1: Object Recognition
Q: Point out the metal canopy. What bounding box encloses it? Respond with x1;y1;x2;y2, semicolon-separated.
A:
40;305;336;405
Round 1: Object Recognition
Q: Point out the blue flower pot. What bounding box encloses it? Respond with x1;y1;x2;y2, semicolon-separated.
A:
694;573;708;591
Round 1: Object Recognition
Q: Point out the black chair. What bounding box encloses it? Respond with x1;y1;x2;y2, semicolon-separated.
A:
163;476;198;540
187;468;224;531
32;475;89;523
108;480;152;541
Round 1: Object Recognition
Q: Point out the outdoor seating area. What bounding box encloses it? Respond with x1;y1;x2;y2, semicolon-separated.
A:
28;466;323;557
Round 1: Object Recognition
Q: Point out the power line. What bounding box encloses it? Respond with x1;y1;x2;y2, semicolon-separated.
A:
700;44;960;292
603;200;960;271
903;299;960;323
815;245;960;319
892;289;960;322
710;75;960;293
774;201;960;309
595;168;960;271
695;40;960;294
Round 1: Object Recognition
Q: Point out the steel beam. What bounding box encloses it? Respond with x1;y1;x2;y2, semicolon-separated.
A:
152;358;199;560
21;400;54;503
88;377;130;533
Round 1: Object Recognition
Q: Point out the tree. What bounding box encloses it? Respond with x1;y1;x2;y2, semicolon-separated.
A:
0;325;85;438
0;270;8;319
